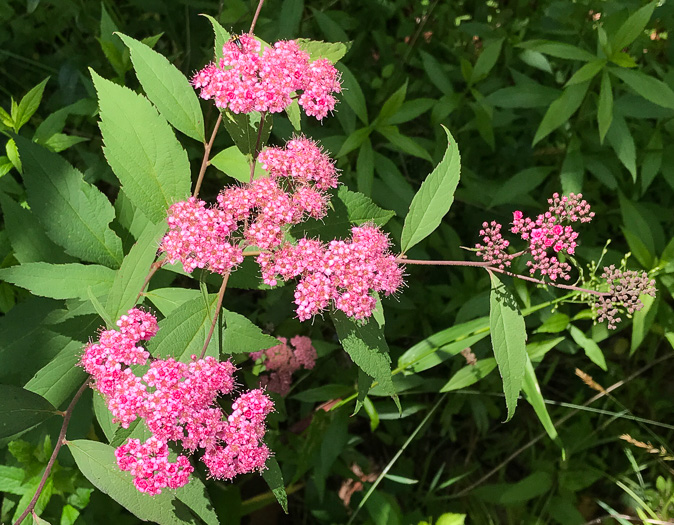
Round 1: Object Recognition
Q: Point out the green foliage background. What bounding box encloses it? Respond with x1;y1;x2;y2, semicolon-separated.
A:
1;0;674;524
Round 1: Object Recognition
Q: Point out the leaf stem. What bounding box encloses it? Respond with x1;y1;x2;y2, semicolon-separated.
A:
193;112;223;198
200;272;230;359
13;379;91;525
249;0;265;34
134;257;166;303
249;111;266;183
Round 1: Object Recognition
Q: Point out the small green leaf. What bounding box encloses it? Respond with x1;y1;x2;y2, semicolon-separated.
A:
16;137;123;267
68;440;186;525
296;38;348;64
440;358;497;392
0;385;57;439
91;69;191;224
336;63;368;124
534;313;570;334
610;1;657;53
400;126;461;252
14;77;49;131
221;109;272;157
472;38;504;83
0;262;115;301
331;310;395;396
377;126;432;162
630;293;657;355
516;40;596;61
610;68;674;110
606;112;637;181
436;513;466;525
6;138;21;172
565;59;605;86
532;81;590;145
489;273;527;421
262;457;288;513
285;99;301;131
522;356;561;445
569;325;607;370
337;186;395;227
25;340;87;407
598;70;613;144
221;309;280;354
210;146;265;182
356;138;374;195
201;14;230;60
377;82;407;124
117;33;205;141
487;83;560;109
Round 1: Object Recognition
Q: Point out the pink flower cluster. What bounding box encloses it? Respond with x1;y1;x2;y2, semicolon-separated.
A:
258;224;405;320
160;137;337;272
80;309;274;494
192;35;341;119
251;336;317;396
475;193;594;281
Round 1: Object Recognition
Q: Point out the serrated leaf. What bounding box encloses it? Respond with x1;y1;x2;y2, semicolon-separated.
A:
0;193;74;264
16;137;123;267
0;262;115;300
440;358;497;392
0;385;57;439
146;294;221;360
6;138;21;172
296;38;348;64
210;146;265;182
337;186;395;227
400;126;460;252
489;273;527;421
24;340;87;407
569;325;607;370
610;68;674;110
67;440;188;525
331;310;395;396
105;221;166;321
145;287;201;316
611;1;657;53
14;77;49;131
532;81;590;145
91;69;191;223
598;70;613;143
117;33;205;141
221;109;272;158
262;457;288;513
201;14;230;60
221;309;279;354
522;356;561;445
173;475;220;525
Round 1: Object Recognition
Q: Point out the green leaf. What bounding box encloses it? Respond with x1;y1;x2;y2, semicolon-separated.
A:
221;109;272;157
486;84;560;109
354;368;371;415
440;358;497;392
490;167;553;207
610;1;657;53
91;69;191;224
400;126;461;252
377;82;407;124
630;292;657;355
356;137;374;195
6;138;21;173
337;127;371;157
285;99;301;131
565;59;606;86
296;38;348;64
291;384;354;403
336;63;368;124
516;40;596;61
210;146;265;182
105;221;166;321
337;186;395;227
606;112;637;182
331;310;395;396
489;273;527;421
14;77;49;131
569;325;607;370
387;98;435;126
67;440;188;525
0;193;73;264
173;476;220;525
16;137;123;267
377;126;432;162
0;385;57;439
145;287;201;316
221;309;280;354
0;262;115;300
532;81;590;145
436;513;466;525
93;391;118;442
522;356;560;444
24;340;86;407
262;457;288;513
472;38;504;83
598;70;613;144
117;33;205;141
534;313;570;334
610;68;674;110
146;294;221;361
201;14;230;60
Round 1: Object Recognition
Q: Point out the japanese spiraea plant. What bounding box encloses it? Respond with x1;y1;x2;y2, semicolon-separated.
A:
1;2;659;524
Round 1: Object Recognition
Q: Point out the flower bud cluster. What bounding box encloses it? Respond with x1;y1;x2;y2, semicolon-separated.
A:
593;265;656;329
80;309;274;494
475;221;516;270
258;224;405;320
192;35;341;119
251;335;317;396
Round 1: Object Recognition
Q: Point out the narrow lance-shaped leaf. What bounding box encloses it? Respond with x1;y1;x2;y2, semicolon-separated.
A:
16;137;123;267
532;81;590;145
522;355;562;448
91;69;191;224
400;126;461;253
489;273;527;421
0;385;58;439
610;1;658;54
610;67;674;110
14;77;49;131
262;457;288;514
117;33;205;141
597;70;613;144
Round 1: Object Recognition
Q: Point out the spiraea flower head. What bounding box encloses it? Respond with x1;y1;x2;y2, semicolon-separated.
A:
191;35;341;119
593;265;656;329
251;335;317;396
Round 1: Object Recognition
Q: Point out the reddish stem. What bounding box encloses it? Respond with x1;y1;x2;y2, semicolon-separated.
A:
134;257;166;303
193;112;223;198
249;111;266;183
249;0;265;34
200;272;230;359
